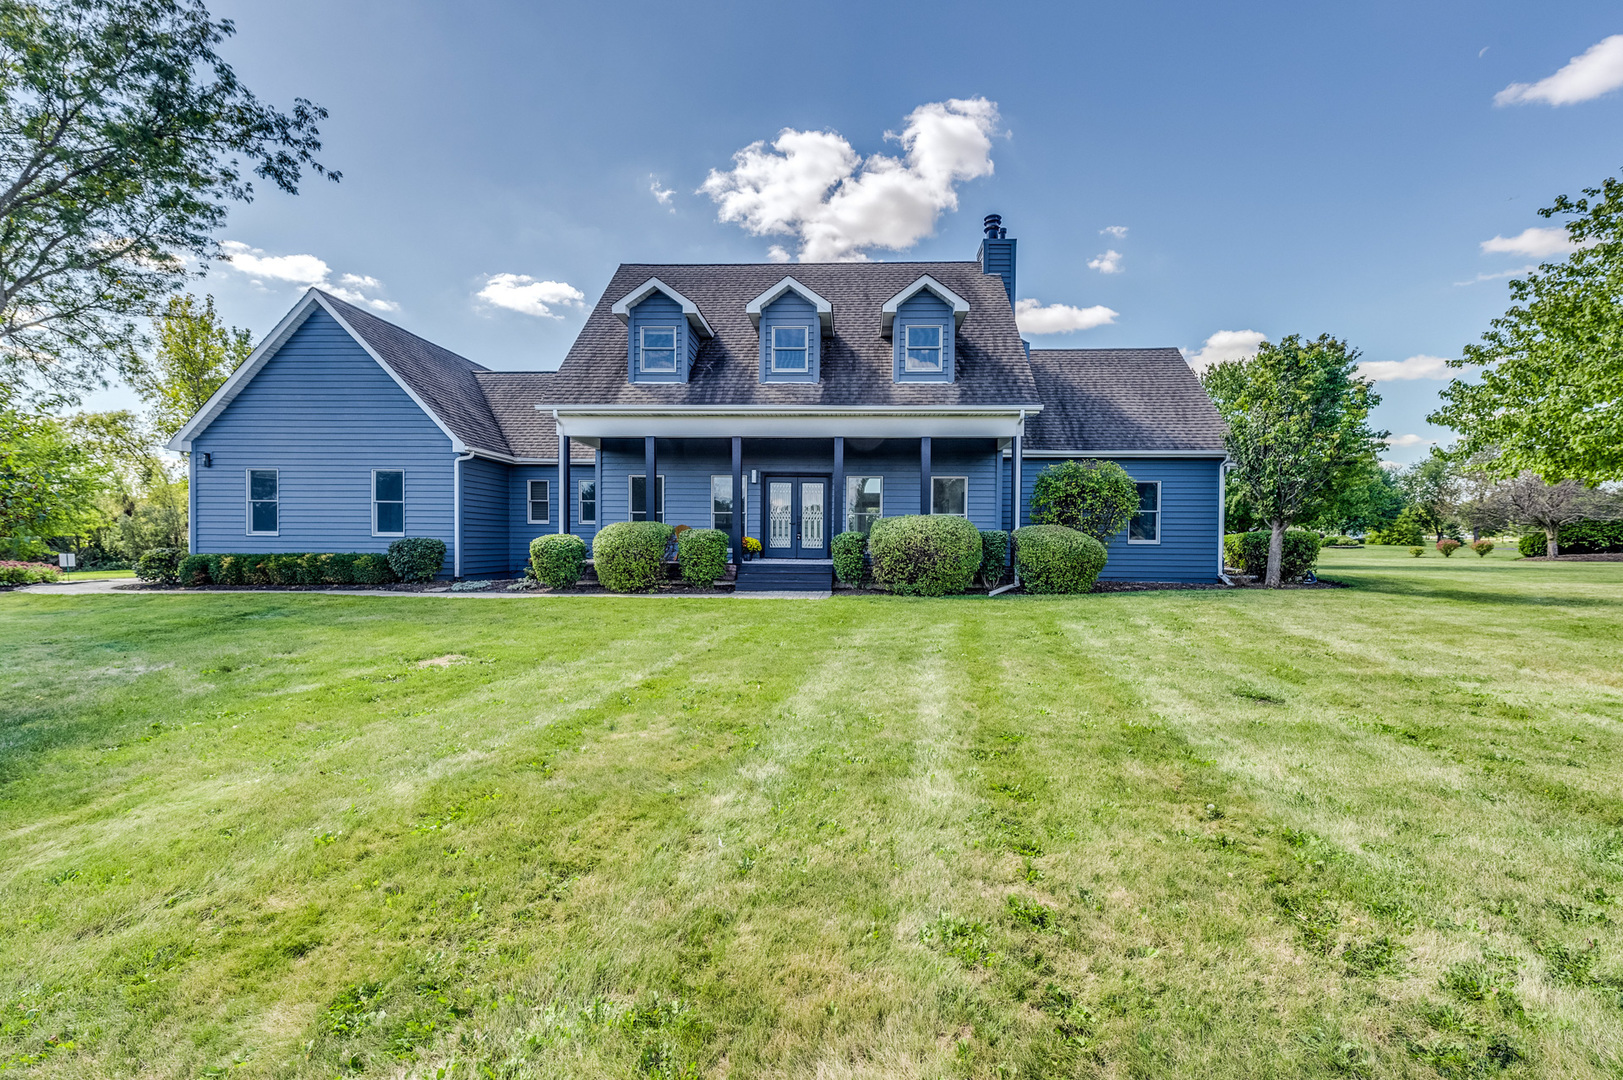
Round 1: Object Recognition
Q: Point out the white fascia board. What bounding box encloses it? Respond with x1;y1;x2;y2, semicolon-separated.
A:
744;277;834;335
546;404;1039;441
609;277;715;338
166;290;327;451
880;275;970;337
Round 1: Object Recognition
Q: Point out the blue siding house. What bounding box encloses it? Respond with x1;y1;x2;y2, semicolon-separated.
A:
170;215;1230;588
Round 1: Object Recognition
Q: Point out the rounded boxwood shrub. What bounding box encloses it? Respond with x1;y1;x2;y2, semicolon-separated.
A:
1518;531;1547;558
978;528;1009;587
677;528;729;587
530;533;587;590
176;553;212;586
387;537;446;582
351;553;395;585
136;547;182;586
593;521;673;592
831;531;867;586
1029;459;1140;544
1223;530;1320;581
206;553;244;586
1012;525;1107;594
867;515;982;596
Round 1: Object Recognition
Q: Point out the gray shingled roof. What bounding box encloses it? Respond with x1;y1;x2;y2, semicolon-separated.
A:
1025;348;1227;453
474;371;594;461
542;262;1042;407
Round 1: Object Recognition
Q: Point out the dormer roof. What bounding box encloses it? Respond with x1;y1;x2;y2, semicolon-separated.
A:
745;277;834;335
880;274;970;337
610;277;715;337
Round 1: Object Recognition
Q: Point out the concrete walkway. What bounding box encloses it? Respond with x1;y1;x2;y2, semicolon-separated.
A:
13;579;830;600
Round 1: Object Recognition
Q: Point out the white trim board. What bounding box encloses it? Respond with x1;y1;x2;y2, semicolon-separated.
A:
745;277;834;335
881;275;970;337
610;278;715;337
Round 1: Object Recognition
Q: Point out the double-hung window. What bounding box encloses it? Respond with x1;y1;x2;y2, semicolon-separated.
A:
527;479;551;525
903;325;944;373
373;470;405;535
770;325;809;374
247;469;279;535
578;479;597;525
638;326;678;374
931;476;968;517
1129;481;1161;543
845;476;883;534
629;474;665;522
711;474;745;531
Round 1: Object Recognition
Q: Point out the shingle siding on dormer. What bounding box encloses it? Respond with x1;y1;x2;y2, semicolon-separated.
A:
758;291;821;383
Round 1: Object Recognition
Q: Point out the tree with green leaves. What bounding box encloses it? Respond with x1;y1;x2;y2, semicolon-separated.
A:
1301;455;1408;536
1203;334;1386;587
0;406;108;541
1395;448;1461;542
1028;459;1140;544
0;0;336;408
1430;171;1623;483
127;294;252;439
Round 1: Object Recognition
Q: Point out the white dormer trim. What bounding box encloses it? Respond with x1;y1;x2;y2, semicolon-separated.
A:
745;277;834;335
880;275;970;337
610;277;715;338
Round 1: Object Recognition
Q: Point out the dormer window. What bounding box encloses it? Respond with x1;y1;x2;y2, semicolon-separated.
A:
903;325;943;373
639;326;679;374
771;326;810;373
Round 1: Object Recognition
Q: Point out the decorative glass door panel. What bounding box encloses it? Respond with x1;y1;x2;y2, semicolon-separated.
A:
800;482;825;550
768;482;794;550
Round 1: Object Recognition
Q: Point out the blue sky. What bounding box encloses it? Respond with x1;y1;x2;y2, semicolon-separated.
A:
94;0;1623;463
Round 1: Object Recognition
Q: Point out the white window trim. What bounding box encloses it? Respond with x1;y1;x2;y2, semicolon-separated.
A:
372;468;406;537
628;473;666;522
577;478;597;525
929;475;969;517
246;467;279;537
1128;480;1162;545
638;325;680;374
845;475;884;533
769;324;813;374
526;478;551;526
901;322;946;373
710;474;747;530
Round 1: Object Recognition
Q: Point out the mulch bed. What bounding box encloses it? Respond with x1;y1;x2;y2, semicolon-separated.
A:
1519;553;1623;562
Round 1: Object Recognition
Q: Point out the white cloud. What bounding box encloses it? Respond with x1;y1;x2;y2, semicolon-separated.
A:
1100;225;1128;238
649;176;675;210
1014;298;1118;334
1359;354;1454;381
1182;329;1266;372
219;241;398;311
699;97;1002;261
1385;433;1434;448
1495;35;1623;106
1455;264;1537;286
1479;226;1577;258
476;273;586;319
1087;249;1123;274
766;245;791;264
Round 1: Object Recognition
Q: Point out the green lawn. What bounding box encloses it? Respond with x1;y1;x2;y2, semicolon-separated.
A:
56;570;136;581
2;547;1620;1079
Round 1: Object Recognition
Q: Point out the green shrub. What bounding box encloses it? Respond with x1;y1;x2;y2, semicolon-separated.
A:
136;547;182;586
530;534;587;590
1436;538;1462;557
831;531;867;586
386;537;446;582
1559;519;1623;554
1223;531;1320;581
1518;532;1547;558
1320;534;1358;548
238;554;272;586
867;515;982;596
176;553;212;586
1369;507;1427;547
978;529;1009;587
323;553;359;585
0;560;62;585
1409;546;1425;558
1012;524;1108;594
1029;459;1140;544
295;552;327;585
206;553;244;585
351;553;395;585
268;553;306;585
1471;539;1494;558
593;521;673;592
676;528;729;588
0;537;50;561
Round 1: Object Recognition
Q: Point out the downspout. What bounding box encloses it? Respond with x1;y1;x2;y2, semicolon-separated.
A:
186;449;196;553
1217;458;1235;586
453;450;474;578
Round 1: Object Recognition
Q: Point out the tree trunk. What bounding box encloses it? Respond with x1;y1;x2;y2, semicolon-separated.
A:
1265;519;1286;588
1546;522;1559;559
1471;527;1480;543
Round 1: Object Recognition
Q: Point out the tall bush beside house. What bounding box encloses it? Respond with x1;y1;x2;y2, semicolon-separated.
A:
978;529;1009;587
593;521;672;592
1012;525;1107;594
676;528;729;587
530;534;586;590
1029;460;1139;544
1225;530;1320;581
176;553;211;585
831;531;867;586
867;515;982;596
387;537;446;583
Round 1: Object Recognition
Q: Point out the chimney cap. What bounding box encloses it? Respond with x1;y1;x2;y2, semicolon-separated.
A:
983;213;1002;238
